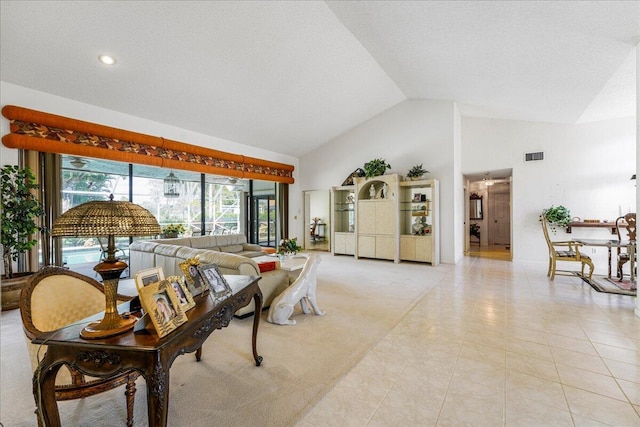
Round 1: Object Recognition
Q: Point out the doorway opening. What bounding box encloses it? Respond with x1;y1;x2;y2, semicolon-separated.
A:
465;170;512;261
303;190;330;252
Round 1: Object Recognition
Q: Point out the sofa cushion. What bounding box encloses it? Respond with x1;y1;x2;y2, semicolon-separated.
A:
235;250;265;258
155;237;194;247
220;244;244;253
189;236;220;249
213;234;247;247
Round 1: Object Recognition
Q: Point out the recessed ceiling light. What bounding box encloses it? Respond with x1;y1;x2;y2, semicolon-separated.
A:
98;55;116;65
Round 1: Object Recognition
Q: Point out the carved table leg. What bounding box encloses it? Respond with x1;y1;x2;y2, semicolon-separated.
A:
195;346;202;362
145;358;170;426
252;291;263;366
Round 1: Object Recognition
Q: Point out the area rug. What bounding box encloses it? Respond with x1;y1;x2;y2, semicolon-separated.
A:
579;273;637;296
0;254;437;427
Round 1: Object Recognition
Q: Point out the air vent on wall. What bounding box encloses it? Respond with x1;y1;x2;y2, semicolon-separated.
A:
524;152;544;162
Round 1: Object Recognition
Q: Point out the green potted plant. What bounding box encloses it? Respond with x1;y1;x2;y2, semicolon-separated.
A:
406;163;429;180
363;158;391;178
161;223;186;238
1;164;46;310
542;205;571;234
277;237;303;257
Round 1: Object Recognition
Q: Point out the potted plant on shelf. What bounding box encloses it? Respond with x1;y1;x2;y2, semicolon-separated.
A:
542;205;571;234
1;164;46;311
363;158;391;178
161;223;186;238
406;164;429;181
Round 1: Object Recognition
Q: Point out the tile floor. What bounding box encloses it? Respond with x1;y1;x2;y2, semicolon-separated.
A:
298;257;640;426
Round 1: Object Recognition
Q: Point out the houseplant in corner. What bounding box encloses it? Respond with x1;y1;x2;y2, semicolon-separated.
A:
1;164;46;310
406;163;429;181
363;158;391;178
542;205;571;234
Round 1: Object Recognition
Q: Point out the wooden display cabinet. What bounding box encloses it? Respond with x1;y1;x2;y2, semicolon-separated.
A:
399;179;439;265
330;185;356;255
354;174;400;262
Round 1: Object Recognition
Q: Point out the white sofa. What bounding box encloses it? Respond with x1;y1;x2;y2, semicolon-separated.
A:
129;235;289;317
152;234;265;258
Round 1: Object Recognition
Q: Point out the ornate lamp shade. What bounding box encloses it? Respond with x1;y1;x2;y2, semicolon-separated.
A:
51;195;160;339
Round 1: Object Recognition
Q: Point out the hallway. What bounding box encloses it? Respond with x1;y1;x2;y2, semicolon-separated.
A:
467;244;512;261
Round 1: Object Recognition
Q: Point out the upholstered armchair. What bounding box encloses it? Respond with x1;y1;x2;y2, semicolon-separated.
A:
20;266;139;426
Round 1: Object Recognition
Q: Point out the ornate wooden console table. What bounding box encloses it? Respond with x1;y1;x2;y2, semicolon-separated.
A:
32;275;263;427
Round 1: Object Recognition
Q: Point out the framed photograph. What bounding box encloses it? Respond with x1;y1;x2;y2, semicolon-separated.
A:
166;275;195;311
179;258;207;297
412;193;423;202
197;263;232;298
138;279;187;338
134;267;165;291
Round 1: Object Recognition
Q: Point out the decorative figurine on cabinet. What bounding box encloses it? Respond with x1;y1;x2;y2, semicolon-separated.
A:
369;184;376;199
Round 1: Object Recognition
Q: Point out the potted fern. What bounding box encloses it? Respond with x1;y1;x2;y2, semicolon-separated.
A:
363;158;391;178
406;164;429;181
1;165;46;310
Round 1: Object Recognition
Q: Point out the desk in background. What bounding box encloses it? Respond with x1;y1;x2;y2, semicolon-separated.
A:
32;275;263;427
566;222;620;235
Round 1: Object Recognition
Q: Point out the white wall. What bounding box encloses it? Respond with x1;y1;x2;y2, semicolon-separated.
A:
0;81;302;236
299;99;459;263
463;115;636;269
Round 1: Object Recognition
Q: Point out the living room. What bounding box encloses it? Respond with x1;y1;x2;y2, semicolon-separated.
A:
1;2;639;426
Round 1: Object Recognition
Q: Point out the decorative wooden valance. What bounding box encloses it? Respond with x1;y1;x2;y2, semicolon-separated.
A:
1;105;294;184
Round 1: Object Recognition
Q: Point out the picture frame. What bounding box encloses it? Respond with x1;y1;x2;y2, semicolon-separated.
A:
166;275;195;312
412;193;422;202
197;263;232;298
138;279;187;338
134;267;165;291
179;257;207;297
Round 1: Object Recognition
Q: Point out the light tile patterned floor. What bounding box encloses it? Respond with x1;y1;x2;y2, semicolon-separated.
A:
298;257;640;426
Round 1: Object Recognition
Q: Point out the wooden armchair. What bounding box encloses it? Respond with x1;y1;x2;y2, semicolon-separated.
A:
541;214;594;283
616;213;636;281
20;266;139;426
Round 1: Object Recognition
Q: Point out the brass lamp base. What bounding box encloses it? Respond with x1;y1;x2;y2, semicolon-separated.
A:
80;313;138;339
81;258;134;340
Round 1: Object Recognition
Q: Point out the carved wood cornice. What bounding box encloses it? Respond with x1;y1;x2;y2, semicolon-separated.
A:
2;105;294;184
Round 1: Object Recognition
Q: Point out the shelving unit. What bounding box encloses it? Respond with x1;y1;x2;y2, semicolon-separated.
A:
399;179;440;265
354;174;400;262
331;175;439;265
330;185;356;255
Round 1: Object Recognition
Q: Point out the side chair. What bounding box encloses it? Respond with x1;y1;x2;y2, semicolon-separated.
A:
541;213;594;283
616;213;636;281
20;266;139;426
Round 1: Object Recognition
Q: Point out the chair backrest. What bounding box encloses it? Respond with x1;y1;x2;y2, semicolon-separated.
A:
616;213;637;242
541;213;554;252
20;266;116;372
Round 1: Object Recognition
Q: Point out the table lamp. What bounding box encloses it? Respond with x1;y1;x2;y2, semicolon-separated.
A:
51;194;160;339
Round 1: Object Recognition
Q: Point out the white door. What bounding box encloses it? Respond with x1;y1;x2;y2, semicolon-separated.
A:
489;192;510;245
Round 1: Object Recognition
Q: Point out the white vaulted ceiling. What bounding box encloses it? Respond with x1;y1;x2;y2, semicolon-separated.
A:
1;1;638;158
